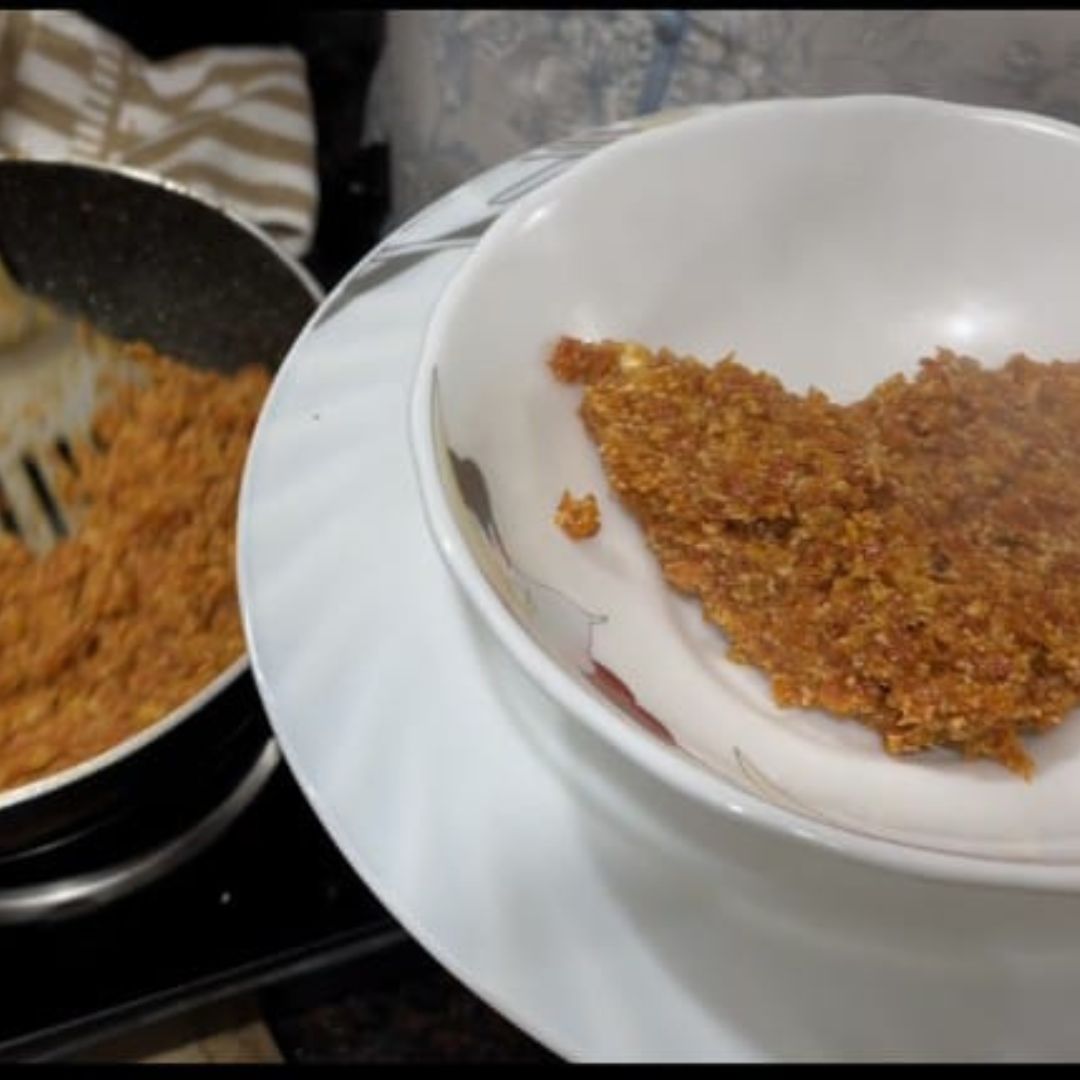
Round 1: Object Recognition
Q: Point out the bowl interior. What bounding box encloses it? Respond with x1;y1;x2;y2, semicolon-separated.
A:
415;96;1080;882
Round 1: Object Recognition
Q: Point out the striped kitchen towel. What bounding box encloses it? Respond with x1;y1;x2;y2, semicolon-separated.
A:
0;9;318;256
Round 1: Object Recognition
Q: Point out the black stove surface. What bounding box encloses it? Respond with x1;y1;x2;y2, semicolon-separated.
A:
0;704;408;1062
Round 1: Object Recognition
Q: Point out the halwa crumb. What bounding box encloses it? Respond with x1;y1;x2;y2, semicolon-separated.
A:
555;489;601;540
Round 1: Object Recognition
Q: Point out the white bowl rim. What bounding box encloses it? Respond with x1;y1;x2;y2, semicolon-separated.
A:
409;93;1080;893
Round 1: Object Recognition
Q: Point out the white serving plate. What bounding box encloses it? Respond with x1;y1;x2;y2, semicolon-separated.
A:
238;107;1080;1061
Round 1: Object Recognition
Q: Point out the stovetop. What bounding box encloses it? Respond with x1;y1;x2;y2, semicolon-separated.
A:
0;22;553;1057
0;63;409;1058
0;707;409;1062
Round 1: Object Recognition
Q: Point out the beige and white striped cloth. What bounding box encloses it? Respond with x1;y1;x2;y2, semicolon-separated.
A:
0;9;318;256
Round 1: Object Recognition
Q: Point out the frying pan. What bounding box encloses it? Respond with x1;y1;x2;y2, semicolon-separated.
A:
0;160;320;918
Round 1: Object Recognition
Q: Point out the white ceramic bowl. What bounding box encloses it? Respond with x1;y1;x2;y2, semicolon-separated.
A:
410;95;1080;891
